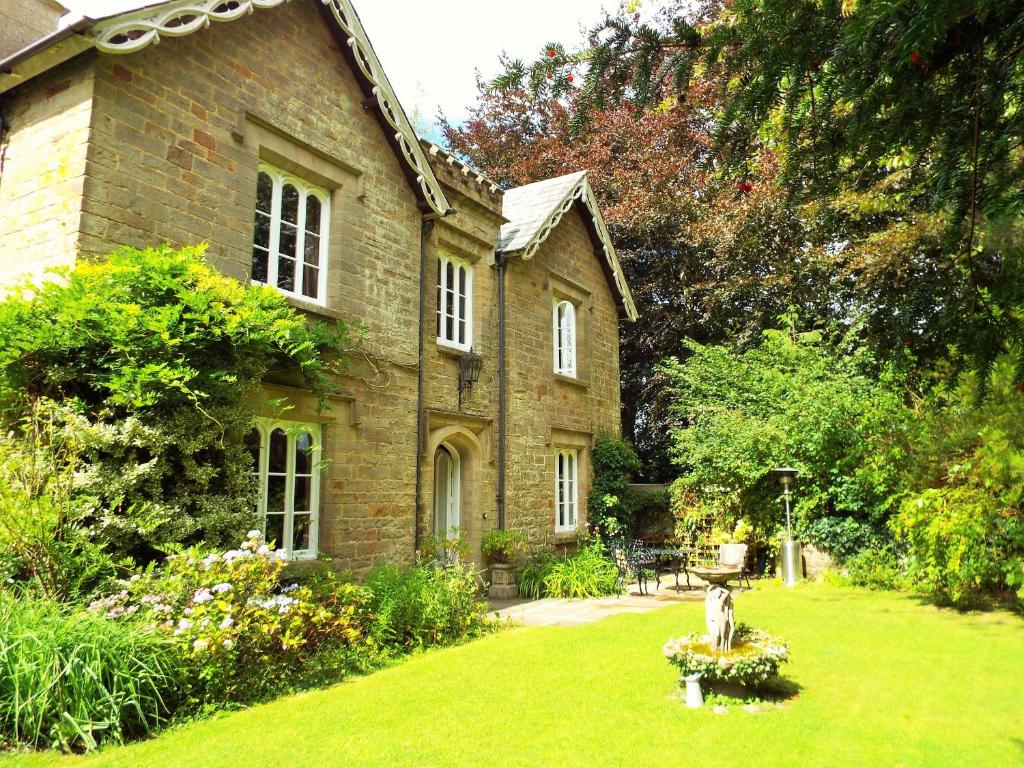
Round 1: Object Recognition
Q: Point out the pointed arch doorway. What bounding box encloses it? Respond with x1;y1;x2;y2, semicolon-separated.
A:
433;444;461;537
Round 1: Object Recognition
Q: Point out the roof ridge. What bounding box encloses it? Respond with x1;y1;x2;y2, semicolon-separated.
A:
420;140;503;196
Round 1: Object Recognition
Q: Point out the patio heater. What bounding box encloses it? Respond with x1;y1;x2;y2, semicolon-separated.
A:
772;467;801;586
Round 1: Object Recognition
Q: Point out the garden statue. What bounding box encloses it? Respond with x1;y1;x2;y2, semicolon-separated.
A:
704;584;734;652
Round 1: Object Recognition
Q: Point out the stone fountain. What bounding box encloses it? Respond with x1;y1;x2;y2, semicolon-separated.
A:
663;580;789;708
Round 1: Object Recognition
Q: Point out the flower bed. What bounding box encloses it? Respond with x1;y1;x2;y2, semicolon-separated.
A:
663;624;789;689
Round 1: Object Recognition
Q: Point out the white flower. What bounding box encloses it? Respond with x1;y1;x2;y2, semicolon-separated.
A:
177;618;193;630
200;619;211;629
246;529;262;540
211;582;233;594
281;583;299;594
192;639;209;651
256;544;270;556
219;616;234;629
222;639;234;648
203;554;220;569
193;588;213;604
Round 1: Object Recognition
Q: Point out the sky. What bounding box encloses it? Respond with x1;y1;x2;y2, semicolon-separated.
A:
354;0;617;141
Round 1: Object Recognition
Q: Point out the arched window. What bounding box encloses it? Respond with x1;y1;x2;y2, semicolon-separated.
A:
436;255;473;349
247;420;321;559
251;164;329;303
553;299;576;376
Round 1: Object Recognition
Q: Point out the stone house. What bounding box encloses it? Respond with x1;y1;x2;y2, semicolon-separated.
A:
0;0;637;571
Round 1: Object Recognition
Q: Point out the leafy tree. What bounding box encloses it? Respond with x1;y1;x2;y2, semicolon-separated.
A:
494;0;1024;382
662;324;916;539
893;355;1024;606
445;79;834;478
0;246;353;564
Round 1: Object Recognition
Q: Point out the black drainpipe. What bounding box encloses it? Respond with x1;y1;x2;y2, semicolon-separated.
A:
414;218;435;556
496;249;507;529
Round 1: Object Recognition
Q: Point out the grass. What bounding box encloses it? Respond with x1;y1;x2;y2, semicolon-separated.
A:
5;581;1023;767
0;594;177;751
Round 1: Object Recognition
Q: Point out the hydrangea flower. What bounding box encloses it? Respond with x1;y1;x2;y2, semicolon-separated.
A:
193;639;209;651
212;582;233;594
219;616;234;629
193;588;213;604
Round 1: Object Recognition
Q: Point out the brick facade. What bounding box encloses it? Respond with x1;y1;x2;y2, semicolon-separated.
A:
0;0;629;572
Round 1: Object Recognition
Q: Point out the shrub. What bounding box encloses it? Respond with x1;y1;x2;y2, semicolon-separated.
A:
0;246;354;566
845;546;906;592
660;327;915;534
0;592;179;751
542;541;619;598
587;438;641;537
893;486;1022;607
0;401;122;602
363;561;490;652
90;531;375;707
799;516;882;561
516;551;556;599
481;529;527;564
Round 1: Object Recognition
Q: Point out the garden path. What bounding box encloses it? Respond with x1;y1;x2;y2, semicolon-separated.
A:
488;581;713;626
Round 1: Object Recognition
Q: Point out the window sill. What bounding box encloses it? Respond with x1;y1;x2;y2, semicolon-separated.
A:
552;530;578;545
437;341;473;358
284;294;347;323
554;372;588;389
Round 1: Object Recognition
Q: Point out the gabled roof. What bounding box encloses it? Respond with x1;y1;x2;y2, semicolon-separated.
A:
499;172;638;321
0;0;451;218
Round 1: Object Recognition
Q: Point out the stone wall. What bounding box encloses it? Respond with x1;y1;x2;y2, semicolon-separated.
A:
504;206;623;547
0;59;93;283
70;1;424;573
0;0;627;574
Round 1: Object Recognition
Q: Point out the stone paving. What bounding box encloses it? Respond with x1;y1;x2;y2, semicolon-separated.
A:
488;582;709;627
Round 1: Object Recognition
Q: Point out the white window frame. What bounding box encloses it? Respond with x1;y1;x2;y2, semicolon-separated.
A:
436;254;473;350
553;299;577;377
249;419;322;560
251;163;330;305
555;448;578;532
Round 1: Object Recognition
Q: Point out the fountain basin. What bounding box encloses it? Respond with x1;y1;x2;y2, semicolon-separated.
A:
664;624;789;691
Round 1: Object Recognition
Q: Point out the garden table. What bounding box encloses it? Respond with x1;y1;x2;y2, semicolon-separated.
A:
647;548;694;592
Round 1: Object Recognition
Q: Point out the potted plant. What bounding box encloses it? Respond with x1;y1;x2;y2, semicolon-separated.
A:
481;529;527;599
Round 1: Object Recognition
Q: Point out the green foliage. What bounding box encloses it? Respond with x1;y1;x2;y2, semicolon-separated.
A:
663;624;789;690
416;529;471;566
663;325;915;537
480;529;527;564
496;1;1024;386
515;551;556;599
541;540;619;598
0;401;122;601
845;547;907;592
587;438;641;536
798;516;883;561
0;246;353;565
0;591;178;751
90;531;375;707
892;355;1024;607
362;562;490;652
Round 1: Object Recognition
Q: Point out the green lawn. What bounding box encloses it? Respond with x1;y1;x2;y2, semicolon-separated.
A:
6;582;1024;767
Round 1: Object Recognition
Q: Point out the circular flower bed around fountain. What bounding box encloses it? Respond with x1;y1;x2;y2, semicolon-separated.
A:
663;623;789;689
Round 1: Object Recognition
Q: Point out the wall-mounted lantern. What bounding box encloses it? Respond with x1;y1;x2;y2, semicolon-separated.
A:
457;347;482;410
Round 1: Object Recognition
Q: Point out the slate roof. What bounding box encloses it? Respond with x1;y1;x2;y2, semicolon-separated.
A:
498;172;587;253
499;170;637;321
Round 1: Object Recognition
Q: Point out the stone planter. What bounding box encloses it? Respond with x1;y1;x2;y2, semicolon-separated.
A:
488;562;518;599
